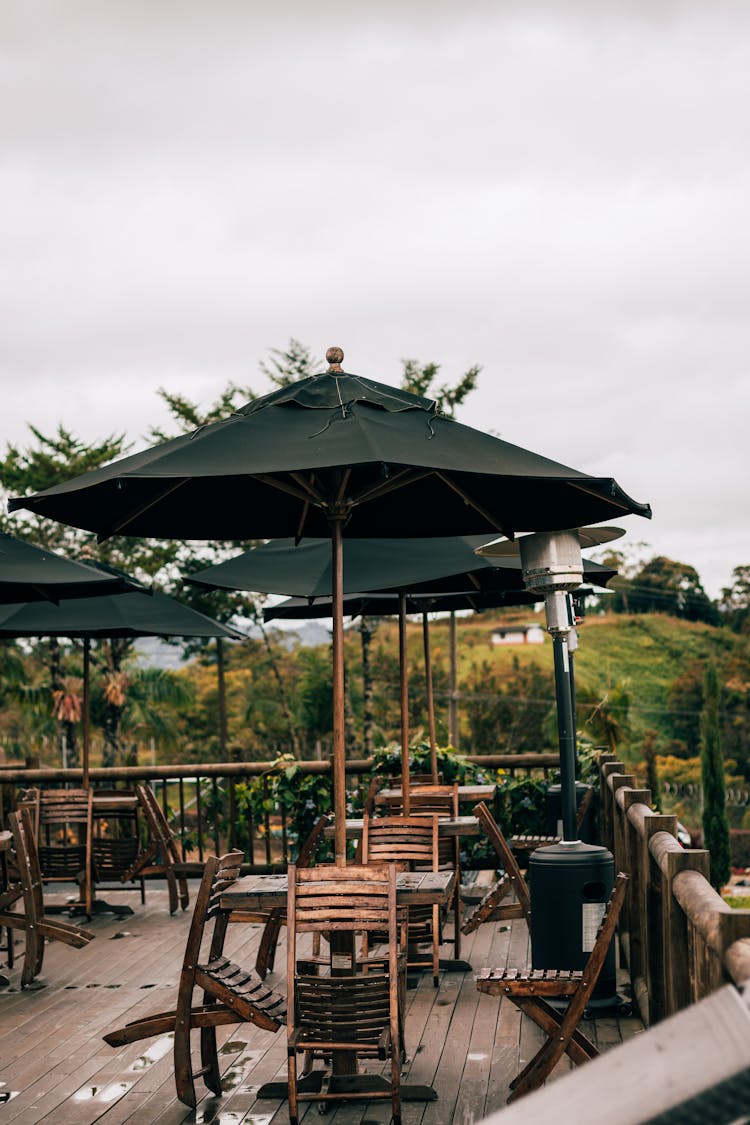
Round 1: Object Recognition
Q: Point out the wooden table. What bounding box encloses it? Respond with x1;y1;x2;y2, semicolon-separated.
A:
221;868;456;1105
332;814;480;840
375;783;496;806
221;869;455;913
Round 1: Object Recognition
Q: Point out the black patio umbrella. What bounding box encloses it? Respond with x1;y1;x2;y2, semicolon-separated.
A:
0;531;142;604
0;587;244;786
191;535;615;782
11;350;650;861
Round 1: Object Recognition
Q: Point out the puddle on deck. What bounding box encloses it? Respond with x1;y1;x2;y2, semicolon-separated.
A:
127;1034;174;1072
195;1112;272;1125
71;1081;134;1104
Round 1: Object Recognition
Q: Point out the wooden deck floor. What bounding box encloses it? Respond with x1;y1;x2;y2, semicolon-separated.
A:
0;882;643;1124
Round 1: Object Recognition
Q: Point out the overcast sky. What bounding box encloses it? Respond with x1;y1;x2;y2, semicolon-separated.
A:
2;1;748;596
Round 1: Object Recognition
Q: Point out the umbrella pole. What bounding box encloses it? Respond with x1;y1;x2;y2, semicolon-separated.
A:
331;518;347;865
399;592;411;815
422;611;439;783
82;637;91;790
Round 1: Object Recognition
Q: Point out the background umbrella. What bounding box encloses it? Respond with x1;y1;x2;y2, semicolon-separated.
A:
191;535;615;783
0;531;142;604
0;587;244;786
11;351;650;860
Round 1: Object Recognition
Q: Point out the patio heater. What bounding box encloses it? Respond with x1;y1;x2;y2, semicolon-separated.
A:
504;530;617;1004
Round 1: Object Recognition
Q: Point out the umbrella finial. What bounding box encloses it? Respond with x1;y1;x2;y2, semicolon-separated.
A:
326;346;345;373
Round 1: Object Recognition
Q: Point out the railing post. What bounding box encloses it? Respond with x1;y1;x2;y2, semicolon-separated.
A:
599;760;624;852
624;800;676;1026
661;849;710;1011
620;789;651;1009
609;773;635;877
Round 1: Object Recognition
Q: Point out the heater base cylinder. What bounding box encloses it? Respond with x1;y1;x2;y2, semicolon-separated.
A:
530;842;616;1002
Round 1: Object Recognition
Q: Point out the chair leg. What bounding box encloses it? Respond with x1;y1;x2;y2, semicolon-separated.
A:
173;1018;197;1108
432;904;440;987
255;910;283;978
21;921;43;989
199;1025;222;1097
177;873;189;911
391;1045;401;1125
165;868;179;916
288;1046;299;1125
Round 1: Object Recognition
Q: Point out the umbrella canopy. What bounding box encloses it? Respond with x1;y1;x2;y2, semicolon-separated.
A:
10;367;650;541
262;582;611;620
0;589;244;640
0;531;143;604
10;352;650;860
0;586;243;785
188;534;617;599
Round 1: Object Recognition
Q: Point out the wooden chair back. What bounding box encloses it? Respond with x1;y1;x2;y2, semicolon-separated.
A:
33;788;94;915
286;862;403;1122
2;807;94;987
362;814;439;871
129;783;189;913
472;801;531;924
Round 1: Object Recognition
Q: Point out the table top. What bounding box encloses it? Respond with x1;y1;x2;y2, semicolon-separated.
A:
375;783;495;805
220;869;456;912
326;815;480;841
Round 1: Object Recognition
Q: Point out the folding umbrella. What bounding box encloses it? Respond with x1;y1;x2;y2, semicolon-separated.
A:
11;350;650;861
0;531;142;604
0;587;244;786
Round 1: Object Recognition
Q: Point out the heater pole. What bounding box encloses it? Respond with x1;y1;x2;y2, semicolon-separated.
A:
551;627;578;841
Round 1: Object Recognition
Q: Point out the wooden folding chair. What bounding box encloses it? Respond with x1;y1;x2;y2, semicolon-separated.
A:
476;872;628;1102
250;814;329;979
0;808;94;988
29;788;94;916
382;782;463;947
91;789;145;905
287;862;406;1125
462;801;532;934
361;813;442;986
121;783;189;914
508;784;594;855
103;850;286;1108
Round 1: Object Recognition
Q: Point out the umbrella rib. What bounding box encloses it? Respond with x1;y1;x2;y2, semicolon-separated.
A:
100;478;190;540
567;480;633;511
254;474;325;506
349;467;434;507
433;472;513;537
289;472;325;503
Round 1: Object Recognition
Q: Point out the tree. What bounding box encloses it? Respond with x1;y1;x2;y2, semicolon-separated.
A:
625;556;718;625
719;565;750;634
399;359;481;417
700;663;731;890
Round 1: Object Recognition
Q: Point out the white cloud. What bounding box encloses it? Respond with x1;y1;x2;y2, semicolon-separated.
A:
2;0;749;596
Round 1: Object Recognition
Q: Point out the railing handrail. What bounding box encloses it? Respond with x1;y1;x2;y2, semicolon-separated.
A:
0;751;558;786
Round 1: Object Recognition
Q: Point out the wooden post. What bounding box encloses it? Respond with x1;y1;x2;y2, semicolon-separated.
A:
82;638;91;790
331;519;347;865
649;831;700;1018
448;611;459;749
600;760;624;852
422;611;439;784
610;774;636;876
398;592;410;816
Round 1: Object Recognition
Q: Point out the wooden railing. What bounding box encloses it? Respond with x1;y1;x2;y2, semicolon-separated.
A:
0;752;557;870
599;754;750;1027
